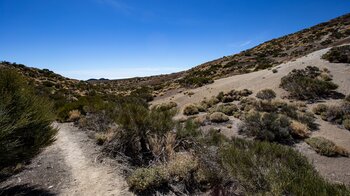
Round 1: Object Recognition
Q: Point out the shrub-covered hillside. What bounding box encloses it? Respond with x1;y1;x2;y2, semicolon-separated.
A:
181;14;350;86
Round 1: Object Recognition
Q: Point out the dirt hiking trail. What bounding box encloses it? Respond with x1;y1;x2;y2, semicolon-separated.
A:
0;123;132;196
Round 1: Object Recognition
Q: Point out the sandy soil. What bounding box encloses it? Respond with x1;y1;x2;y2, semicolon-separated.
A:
0;123;132;196
152;46;350;186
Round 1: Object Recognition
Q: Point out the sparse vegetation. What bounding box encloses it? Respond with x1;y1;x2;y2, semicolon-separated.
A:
306;137;349;157
2;12;350;195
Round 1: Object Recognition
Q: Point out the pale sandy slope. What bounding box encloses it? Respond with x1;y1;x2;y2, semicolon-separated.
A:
152;47;350;109
152;46;350;185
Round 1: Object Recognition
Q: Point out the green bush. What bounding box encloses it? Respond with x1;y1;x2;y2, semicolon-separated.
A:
256;89;276;100
220;138;350;195
280;66;338;100
0;69;57;170
110;102;176;165
176;120;201;140
201;129;229;146
240;110;292;144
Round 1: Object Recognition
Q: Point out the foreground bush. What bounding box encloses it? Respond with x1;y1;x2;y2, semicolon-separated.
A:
322;45;350;63
306;137;349;157
280;66;338;100
220;138;350;195
0;69;57;170
108;102;177;165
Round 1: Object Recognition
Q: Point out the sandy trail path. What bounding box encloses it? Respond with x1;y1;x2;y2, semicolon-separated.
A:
0;123;132;196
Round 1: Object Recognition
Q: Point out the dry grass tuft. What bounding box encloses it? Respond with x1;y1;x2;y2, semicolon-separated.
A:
68;110;81;122
289;120;310;139
306;137;349;157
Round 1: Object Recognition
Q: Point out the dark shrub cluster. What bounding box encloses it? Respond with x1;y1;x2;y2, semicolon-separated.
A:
280;66;338;100
239;98;316;144
322;45;350;63
179;76;213;88
216;89;253;103
240;110;292;144
0;69;57;171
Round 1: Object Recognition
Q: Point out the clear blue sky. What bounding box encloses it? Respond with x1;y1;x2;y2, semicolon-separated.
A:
1;0;349;80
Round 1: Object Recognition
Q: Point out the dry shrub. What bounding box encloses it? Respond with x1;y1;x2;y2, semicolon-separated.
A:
313;104;328;115
306;137;349;157
155;102;177;111
148;135;163;161
127;166;169;192
289;120;310;139
319;73;332;81
165;132;176;160
167;152;198;181
323;105;343;123
148;132;177;162
343;119;350;130
203;96;220;108
193;115;208;126
212;103;238;116
95;133;108;145
256;89;276;100
209;112;229;123
95;129;115;145
183;104;199;115
127;152;198;192
68;110;81;122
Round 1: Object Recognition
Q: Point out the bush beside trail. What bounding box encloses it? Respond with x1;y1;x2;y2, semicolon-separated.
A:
0;69;57;175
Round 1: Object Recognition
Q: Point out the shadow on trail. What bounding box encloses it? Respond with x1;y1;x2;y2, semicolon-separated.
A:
0;184;55;196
